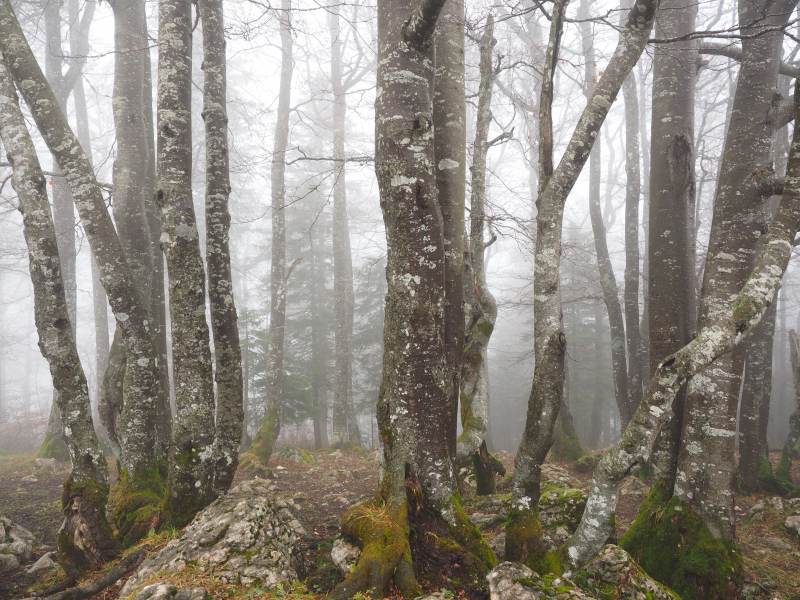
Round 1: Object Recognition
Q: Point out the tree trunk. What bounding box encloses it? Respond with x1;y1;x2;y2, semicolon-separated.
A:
457;14;498;467
0;0;162;503
675;0;797;542
311;226;328;450
329;0;361;450
157;0;217;526
0;59;120;574
565;80;800;572
329;2;496;597
587;305;605;449
785;328;800;449
508;0;657;567
200;0;243;495
646;0;697;492
248;0;293;465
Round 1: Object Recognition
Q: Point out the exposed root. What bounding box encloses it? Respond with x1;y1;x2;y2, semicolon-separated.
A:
39;549;144;600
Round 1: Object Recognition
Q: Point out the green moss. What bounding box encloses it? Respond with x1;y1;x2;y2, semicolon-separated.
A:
620;480;744;600
59;476;120;572
775;448;795;495
575;455;599;473
757;456;794;496
552;408;585;463
476;322;494;339
447;494;497;570
115;466;165;547
37;431;70;462
505;507;545;565
731;295;759;328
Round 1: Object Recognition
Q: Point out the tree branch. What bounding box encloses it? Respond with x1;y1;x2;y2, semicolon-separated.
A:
402;0;449;50
700;42;798;77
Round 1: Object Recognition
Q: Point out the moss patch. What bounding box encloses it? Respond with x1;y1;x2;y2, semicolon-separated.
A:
757;456;794;497
620;480;743;600
114;467;164;547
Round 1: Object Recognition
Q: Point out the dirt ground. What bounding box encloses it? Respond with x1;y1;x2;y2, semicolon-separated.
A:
0;448;799;600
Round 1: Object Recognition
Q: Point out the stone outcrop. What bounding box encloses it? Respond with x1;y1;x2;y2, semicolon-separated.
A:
487;562;594;600
132;583;209;600
0;516;35;573
330;537;361;576
120;484;307;598
574;545;681;600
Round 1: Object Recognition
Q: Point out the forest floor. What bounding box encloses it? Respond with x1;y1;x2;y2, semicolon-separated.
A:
0;447;799;600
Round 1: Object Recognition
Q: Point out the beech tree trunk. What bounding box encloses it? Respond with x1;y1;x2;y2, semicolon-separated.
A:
675;0;797;542
457;14;498;467
785;329;800;449
200;0;243;494
646;0;697;491
565;73;800;577
507;0;657;566
0;0;162;491
248;0;293;465
157;0;217;525
330;2;496;597
0;58;120;574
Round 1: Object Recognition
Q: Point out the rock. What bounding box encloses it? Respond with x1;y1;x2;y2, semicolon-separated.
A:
551;526;570;547
619;477;650;496
539;484;587;533
367;450;380;462
487;562;593;600
786;498;800;514
746;501;766;522
277;446;317;465
27;552;56;574
488;531;505;561
766;537;792;552
0;553;20;574
785;515;800;543
415;593;449;600
119;491;307;598
473;495;511;514
293;492;309;503
576;545;681;600
469;512;504;531
20;475;38;483
769;497;785;513
331;537;361;576
541;463;582;488
34;458;63;473
0;515;35;569
330;450;343;459
133;583;209;600
575;455;599;474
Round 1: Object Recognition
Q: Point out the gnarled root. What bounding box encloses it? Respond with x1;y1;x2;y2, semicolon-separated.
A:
57;476;120;577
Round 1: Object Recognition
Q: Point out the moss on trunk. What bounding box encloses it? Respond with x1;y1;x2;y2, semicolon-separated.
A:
37;430;70;462
115;467;164;547
620;480;743;600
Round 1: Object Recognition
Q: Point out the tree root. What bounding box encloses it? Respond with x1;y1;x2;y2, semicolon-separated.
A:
37;549;145;600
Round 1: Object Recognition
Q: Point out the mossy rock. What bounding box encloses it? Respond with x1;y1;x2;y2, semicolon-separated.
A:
574;455;599;474
539;484;587;533
277;446;317;465
620;480;743;600
757;456;794;496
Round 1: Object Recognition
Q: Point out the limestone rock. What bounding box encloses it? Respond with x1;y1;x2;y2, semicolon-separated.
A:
488;531;505;561
785;515;800;543
27;551;56;574
576;545;681;600
20;475;38;483
277;446;316;465
414;593;449;600
539;484;587;533
0;516;35;569
331;537;361;576
619;477;650;496
119;492;306;598
33;458;63;473
786;498;800;514
769;497;784;513
746;500;767;522
487;562;593;600
766;537;792;552
133;583;209;600
469;512;504;531
541;463;582;488
367;450;380;462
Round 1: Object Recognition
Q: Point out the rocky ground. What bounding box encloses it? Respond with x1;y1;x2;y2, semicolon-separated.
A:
0;447;798;600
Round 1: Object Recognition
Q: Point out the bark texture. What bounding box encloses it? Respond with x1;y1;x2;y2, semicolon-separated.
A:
508;0;657;566
200;0;244;494
675;0;797;542
786;329;800;449
0;58;120;574
157;0;217;525
564;74;800;573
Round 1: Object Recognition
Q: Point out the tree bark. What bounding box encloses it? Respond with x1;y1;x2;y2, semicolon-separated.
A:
457;13;496;466
311;225;328;450
565;79;800;568
329;2;495;597
248;0;294;465
0;0;161;486
200;0;243;494
0;58;120;574
675;0;797;542
508;0;657;566
785;328;800;449
646;0;697;490
157;0;217;525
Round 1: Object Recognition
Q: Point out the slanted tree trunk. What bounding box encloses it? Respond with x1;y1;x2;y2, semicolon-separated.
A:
675;0;797;542
507;0;657;567
565;80;800;576
646;0;697;490
586;305;605;449
248;0;294;465
0;58;120;575
157;0;217;525
329;2;496;598
200;0;243;494
0;0;162;534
